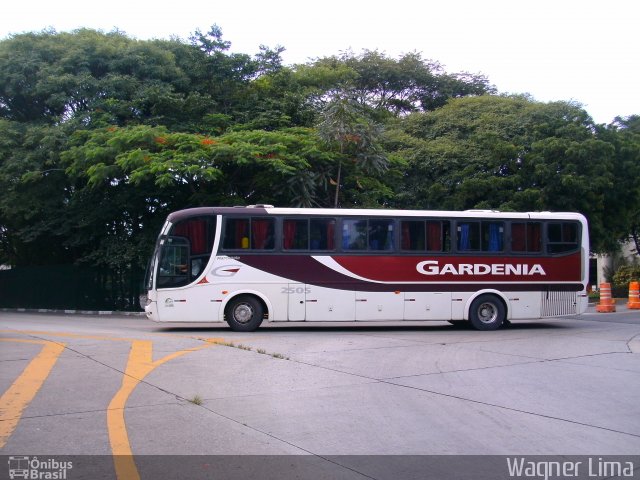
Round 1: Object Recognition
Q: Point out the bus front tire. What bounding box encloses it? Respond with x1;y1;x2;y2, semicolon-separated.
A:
225;295;264;332
468;294;505;331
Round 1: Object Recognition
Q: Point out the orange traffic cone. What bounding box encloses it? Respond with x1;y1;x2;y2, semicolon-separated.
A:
627;281;640;309
596;283;616;312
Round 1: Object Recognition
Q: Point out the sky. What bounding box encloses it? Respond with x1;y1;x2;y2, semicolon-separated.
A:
1;0;638;124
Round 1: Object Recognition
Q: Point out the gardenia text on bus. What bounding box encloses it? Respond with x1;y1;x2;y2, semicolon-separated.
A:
416;261;546;276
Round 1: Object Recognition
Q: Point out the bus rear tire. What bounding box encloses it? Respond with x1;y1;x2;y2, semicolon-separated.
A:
225;295;264;332
468;294;505;331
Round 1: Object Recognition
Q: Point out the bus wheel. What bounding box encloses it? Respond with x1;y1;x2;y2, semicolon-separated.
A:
225;295;264;332
468;294;505;331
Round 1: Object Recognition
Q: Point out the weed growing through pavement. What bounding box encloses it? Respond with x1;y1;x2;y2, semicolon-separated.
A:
215;340;288;360
270;352;290;360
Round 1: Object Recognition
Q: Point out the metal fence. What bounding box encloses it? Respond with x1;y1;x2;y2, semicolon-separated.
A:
0;265;144;311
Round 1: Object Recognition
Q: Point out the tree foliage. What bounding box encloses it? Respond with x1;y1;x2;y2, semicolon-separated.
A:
316;94;388;207
386;96;638;252
300;50;495;117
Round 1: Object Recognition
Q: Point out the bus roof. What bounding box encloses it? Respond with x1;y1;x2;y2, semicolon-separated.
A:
167;206;587;224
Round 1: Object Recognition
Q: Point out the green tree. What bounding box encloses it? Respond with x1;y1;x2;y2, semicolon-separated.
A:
0;120;74;266
300;50;495;117
389;95;621;252
316;94;388;207
599;115;640;254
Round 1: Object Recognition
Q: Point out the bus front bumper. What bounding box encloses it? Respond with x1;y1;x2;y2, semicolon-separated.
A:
144;301;158;321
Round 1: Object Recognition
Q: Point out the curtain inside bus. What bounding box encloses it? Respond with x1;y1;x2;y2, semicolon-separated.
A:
401;222;411;250
326;220;335;250
529;223;542;251
172;218;207;255
512;222;542;253
488;223;502;251
235;219;249;248
459;223;471;250
252;219;269;249
283;220;297;249
427;222;442;251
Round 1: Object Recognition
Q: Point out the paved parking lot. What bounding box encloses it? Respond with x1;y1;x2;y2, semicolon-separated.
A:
1;309;639;478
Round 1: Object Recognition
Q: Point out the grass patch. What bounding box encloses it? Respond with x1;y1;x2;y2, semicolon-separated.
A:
216;340;288;360
188;394;203;406
270;352;290;360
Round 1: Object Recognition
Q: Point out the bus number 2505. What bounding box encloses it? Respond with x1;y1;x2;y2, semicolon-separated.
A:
281;286;312;294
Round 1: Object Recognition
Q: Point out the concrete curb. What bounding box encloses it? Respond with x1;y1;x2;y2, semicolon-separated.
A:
0;308;145;316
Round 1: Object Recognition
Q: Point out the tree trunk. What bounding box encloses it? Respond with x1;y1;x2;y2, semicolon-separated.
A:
333;159;342;208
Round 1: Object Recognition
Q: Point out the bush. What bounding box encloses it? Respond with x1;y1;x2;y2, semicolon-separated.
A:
613;265;640;290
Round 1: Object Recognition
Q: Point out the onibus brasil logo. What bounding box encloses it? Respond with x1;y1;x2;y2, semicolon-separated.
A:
8;456;73;479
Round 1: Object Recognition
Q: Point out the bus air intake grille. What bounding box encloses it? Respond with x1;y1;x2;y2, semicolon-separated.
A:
540;290;578;317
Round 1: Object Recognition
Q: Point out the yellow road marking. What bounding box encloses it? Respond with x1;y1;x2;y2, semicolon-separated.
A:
0;338;66;448
108;339;221;480
0;330;223;480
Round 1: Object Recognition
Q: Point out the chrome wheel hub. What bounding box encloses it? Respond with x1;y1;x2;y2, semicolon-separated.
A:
233;303;253;324
478;303;498;323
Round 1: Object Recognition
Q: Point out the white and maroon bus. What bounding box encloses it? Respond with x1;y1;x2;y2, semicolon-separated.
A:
143;205;589;331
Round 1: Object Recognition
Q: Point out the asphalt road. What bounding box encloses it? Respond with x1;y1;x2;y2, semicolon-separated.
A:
1;308;639;479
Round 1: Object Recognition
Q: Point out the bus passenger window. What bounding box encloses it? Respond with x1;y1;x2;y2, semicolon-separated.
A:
222;218;274;250
223;218;250;249
511;222;542;253
482;222;504;252
401;221;425;250
427;221;449;251
251;218;274;250
310;218;335;250
402;220;450;252
547;222;579;253
343;219;367;250
457;222;480;251
369;219;394;250
283;219;308;250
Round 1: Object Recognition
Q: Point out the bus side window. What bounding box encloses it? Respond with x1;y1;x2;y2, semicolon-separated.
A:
251;217;274;250
343;219;367;250
427;221;450;251
310;218;335;250
223;218;250;249
222;218;274;250
401;220;450;252
482;222;504;252
547;222;579;254
457;222;480;251
512;222;542;253
401;220;425;250
283;219;309;250
369;219;394;250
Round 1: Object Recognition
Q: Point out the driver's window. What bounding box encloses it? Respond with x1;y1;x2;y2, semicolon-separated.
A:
157;237;190;288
